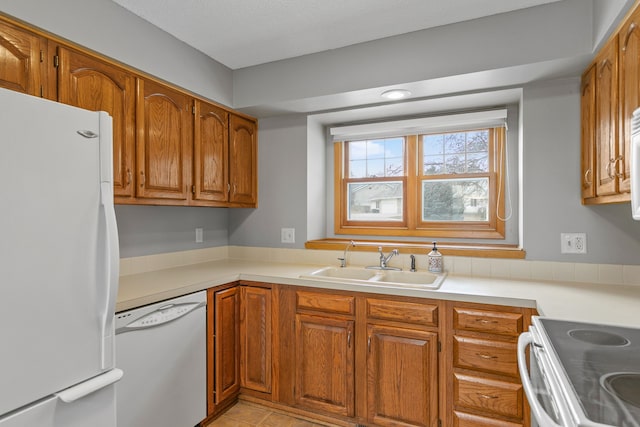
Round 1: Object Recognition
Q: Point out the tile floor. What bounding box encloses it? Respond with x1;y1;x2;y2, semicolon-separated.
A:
203;400;342;427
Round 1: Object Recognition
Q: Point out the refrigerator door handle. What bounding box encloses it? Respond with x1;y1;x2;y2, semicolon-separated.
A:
99;181;119;370
55;369;123;403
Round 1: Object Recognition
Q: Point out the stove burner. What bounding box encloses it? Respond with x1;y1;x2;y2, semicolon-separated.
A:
601;373;640;409
568;329;630;346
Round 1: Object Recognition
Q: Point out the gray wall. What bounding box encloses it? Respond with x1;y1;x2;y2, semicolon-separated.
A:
522;79;640;264
116;206;229;258
233;0;593;112
228;115;308;247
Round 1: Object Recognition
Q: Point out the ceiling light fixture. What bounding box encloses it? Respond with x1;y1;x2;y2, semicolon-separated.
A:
381;89;411;100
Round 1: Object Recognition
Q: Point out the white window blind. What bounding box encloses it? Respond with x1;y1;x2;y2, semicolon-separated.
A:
329;109;507;141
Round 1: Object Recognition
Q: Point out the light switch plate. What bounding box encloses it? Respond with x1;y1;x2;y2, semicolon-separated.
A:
281;228;295;243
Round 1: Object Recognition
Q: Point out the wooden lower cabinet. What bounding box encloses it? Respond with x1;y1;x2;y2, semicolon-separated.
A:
367;325;438;427
206;286;240;417
205;283;532;427
445;302;532;427
294;313;355;417
240;283;272;394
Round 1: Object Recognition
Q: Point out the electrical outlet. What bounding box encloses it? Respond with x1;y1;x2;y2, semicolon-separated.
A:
195;227;203;243
281;228;295;243
560;233;587;254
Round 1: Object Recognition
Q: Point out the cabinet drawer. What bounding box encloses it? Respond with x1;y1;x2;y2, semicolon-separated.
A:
453;308;523;336
453;336;518;377
366;298;438;326
454;411;522;427
296;291;355;315
454;373;523;419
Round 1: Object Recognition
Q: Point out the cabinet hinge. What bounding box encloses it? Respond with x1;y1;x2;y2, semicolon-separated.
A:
192;104;196;114
192;185;196;194
53;55;59;68
438;341;441;352
40;85;43;98
39;50;44;63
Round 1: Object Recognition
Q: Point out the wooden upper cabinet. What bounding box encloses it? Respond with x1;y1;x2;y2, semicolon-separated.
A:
0;19;46;97
194;100;229;203
581;65;596;200
229;114;257;206
595;38;619;197
56;47;136;198
136;78;192;201
618;6;640;194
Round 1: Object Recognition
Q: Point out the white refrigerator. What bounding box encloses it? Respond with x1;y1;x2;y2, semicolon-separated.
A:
0;88;122;426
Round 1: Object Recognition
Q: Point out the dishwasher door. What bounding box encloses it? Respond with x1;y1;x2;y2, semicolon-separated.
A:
115;291;207;427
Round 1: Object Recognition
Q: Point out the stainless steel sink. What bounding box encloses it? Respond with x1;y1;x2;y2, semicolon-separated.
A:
300;267;446;289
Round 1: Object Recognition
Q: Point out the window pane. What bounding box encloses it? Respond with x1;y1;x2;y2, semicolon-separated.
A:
466;130;489;152
366;140;386;159
467;152;488;173
349;159;367;178
445;154;465;174
422;178;489;222
444;132;465;153
348;181;403;222
423;155;444;175
423;134;443;155
368;159;385;177
347;138;405;178
384;138;404;157
422;130;490;175
348;141;367;160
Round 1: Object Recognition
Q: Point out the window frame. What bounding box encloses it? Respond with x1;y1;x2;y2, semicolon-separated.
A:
334;127;506;239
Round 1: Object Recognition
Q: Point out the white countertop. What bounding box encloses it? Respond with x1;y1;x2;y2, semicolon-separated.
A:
117;259;640;328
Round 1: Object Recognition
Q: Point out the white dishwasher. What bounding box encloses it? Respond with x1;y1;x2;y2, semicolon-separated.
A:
115;291;207;427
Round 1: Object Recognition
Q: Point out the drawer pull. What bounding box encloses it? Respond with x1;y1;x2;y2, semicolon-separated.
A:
479;394;499;400
476;319;498;324
476;353;498;359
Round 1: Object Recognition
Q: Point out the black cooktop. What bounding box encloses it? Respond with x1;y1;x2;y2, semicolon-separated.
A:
539;318;640;426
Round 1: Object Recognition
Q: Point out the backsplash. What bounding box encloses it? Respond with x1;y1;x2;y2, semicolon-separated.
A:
120;246;640;287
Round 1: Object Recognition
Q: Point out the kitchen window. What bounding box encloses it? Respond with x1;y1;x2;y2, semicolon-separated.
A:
333;111;507;239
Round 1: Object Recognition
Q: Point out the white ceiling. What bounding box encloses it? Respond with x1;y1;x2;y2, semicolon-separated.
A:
111;0;563;70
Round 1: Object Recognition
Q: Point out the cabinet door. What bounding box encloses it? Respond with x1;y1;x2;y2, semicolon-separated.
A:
215;287;240;404
136;78;192;201
295;314;355;417
57;47;135;198
229;114;257;206
618;7;640;194
194;100;229;203
581;65;596;200
367;325;438;427
595;38;619;197
240;286;272;393
0;19;45;96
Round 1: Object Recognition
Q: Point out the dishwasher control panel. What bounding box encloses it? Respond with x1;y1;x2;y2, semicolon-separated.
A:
116;299;205;333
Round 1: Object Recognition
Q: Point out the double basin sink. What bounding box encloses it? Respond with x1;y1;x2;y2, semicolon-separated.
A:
300;266;447;289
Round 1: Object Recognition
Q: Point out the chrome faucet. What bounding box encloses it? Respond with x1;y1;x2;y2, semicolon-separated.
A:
338;240;355;268
366;246;401;270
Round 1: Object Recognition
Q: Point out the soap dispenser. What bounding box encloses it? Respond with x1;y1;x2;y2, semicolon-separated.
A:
428;241;443;273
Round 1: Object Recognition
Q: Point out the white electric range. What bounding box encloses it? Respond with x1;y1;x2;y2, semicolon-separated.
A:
518;316;640;427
